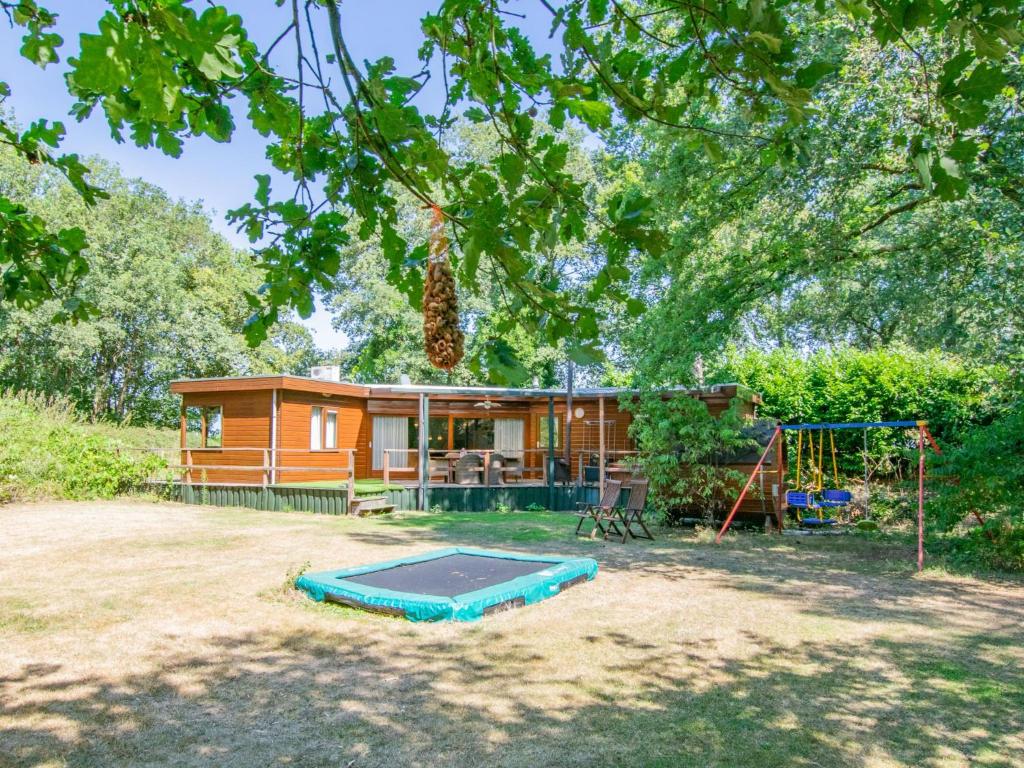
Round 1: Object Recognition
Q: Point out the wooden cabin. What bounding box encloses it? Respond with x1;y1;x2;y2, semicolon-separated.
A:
169;375;783;524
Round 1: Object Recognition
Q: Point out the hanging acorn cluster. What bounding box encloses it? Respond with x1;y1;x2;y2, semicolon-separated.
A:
422;206;464;371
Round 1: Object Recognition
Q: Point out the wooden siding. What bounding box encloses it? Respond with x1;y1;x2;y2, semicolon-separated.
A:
173;381;762;493
180;390;272;484
276;390;367;483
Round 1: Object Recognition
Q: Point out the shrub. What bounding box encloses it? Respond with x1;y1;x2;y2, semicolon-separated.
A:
934;521;1024;572
0;390;167;503
925;404;1024;571
46;430;166;499
930;404;1024;531
624;392;754;524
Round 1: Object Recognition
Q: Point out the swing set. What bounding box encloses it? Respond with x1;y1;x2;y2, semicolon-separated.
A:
786;426;854;525
715;420;942;571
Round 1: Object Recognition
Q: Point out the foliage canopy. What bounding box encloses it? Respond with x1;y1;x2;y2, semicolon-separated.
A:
2;0;1020;376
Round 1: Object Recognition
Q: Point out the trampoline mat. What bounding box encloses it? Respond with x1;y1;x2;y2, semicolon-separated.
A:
342;553;552;597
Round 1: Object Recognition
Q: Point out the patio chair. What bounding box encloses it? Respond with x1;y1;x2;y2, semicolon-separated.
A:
485;452;506;486
574;479;622;539
454;452;484;485
501;455;524;483
601;478;653;543
427;456;450;483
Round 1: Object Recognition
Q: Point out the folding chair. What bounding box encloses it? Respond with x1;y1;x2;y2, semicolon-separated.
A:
601;478;653;543
574;479;622;538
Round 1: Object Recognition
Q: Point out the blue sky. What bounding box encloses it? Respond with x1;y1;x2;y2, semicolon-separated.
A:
1;1;556;349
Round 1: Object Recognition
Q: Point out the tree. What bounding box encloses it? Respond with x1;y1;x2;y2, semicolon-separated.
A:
614;19;1023;379
326;120;618;384
0;145;320;424
2;0;1019;377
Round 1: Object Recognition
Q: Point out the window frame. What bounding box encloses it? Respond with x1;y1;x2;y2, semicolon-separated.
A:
310;406;323;451
324;409;338;450
535;412;561;449
184;404;223;449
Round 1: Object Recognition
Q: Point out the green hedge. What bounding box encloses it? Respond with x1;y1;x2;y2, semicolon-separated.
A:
716;346;1007;473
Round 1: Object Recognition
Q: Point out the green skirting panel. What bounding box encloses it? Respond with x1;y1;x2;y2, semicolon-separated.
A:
407;485;581;512
296;546;599;622
158;483;620;514
162;484;351;515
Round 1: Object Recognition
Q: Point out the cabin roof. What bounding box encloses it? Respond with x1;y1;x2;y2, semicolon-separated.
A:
170;375;759;403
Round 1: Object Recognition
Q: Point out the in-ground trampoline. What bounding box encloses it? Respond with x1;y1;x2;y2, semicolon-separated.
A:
295;547;598;622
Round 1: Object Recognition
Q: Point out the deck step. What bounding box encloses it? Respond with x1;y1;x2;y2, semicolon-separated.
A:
350;495;396;517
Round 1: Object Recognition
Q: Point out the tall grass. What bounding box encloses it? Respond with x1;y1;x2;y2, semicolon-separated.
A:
0;391;174;503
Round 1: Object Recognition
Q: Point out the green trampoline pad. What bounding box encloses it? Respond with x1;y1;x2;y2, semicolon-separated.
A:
295;547;598;622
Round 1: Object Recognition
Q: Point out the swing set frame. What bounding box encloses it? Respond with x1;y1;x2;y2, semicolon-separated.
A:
715;420;942;571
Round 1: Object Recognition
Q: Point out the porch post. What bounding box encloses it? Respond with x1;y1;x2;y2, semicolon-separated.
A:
269;388;278;485
179;402;186;482
418;393;430;511
565;361;574;467
547;395;556;509
598;395;606;497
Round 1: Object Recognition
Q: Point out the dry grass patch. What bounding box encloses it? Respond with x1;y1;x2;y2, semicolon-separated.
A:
1;500;1022;768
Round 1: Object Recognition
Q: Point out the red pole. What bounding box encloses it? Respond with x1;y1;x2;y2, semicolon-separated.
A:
920;422;942;455
917;425;925;572
716;426;781;544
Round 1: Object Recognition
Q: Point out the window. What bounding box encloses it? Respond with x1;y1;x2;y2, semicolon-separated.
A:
310;406;323;451
536;413;561;449
373;416;409;469
409;417;450;451
325;411;338;449
453;418;494;451
184;405;222;448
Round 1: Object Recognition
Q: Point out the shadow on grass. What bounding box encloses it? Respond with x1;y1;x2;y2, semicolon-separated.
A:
329;512;1024;645
2;620;1021;767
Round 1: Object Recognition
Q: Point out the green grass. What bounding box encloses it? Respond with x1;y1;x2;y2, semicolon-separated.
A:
3;500;1022;767
378;509;570;543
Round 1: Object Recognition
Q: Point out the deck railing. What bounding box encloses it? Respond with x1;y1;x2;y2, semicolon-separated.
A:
130;445;642;496
381;447;640;487
130;446;358;502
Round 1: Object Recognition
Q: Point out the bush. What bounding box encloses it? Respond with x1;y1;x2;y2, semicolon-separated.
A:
624;392;754;524
934;522;1024;572
716;346;1006;475
930;404;1024;531
0;391;167;503
925;404;1024;571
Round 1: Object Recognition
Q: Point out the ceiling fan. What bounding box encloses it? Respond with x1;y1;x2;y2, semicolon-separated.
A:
473;398;502;410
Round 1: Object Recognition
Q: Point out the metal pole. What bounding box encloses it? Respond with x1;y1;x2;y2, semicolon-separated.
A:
918;425;925;572
598;395;606;498
418;393;430;511
716;427;781;543
565;360;574;467
547;395;556;509
863;428;870;520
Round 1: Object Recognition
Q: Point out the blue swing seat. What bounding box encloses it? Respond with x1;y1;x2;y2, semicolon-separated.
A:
800;516;838;526
818;489;852;508
786;491;818;508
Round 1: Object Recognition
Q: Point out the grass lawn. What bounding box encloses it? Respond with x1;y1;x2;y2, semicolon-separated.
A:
1;502;1022;767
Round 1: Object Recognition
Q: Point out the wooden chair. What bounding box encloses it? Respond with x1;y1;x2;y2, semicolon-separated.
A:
574;479;622;538
485;452;506;486
601;478;653;543
454;453;484;485
427;457;450;483
500;455;524;483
